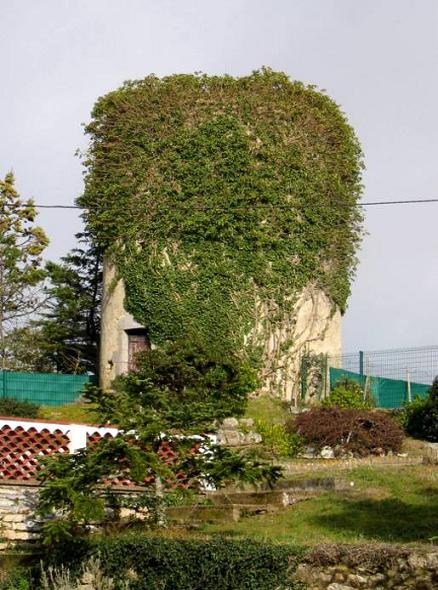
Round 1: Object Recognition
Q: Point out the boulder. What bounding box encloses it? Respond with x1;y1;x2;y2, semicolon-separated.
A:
222;417;239;429
423;442;438;465
320;446;335;459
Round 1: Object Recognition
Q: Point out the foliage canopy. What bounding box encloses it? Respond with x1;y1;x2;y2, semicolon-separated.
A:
403;376;438;441
80;69;363;363
4;234;102;374
38;339;280;543
0;172;49;366
99;338;258;434
322;377;374;409
37;233;102;374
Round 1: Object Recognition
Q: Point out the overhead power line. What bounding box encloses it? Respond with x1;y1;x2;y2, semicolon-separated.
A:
362;198;438;206
35;204;79;209
32;198;438;210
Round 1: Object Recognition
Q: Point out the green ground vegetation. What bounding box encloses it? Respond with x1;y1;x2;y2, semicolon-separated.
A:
245;396;291;424
38;403;99;424
37;394;290;426
200;465;438;545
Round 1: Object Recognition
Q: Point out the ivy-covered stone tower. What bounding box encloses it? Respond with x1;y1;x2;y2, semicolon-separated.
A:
80;69;363;400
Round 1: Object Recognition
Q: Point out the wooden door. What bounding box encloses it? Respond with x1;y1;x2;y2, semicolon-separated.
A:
127;332;149;371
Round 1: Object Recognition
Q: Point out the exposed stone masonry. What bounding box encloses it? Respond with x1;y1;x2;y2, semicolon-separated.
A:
295;544;438;590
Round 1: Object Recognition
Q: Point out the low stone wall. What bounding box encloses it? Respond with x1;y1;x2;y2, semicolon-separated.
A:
280;454;421;475
217;417;262;446
0;481;40;546
295;544;438;590
0;481;144;548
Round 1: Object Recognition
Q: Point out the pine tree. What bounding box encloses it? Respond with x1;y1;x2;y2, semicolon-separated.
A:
36;233;102;374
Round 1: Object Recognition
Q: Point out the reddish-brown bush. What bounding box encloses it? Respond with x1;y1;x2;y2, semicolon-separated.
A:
287;408;404;456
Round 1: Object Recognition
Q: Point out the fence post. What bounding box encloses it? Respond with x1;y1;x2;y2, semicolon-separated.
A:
406;370;412;403
323;354;329;399
1;370;5;399
359;351;364;377
300;356;307;401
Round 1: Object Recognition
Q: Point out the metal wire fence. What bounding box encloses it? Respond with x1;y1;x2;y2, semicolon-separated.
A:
327;345;438;408
328;345;438;386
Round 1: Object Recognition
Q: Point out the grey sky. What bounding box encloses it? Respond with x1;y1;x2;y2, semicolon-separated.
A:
1;0;438;353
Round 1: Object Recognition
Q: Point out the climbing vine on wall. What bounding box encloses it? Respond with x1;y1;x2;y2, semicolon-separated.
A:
79;68;363;368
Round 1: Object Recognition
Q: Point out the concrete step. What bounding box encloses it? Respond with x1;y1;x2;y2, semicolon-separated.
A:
263;476;340;491
166;475;345;528
206;488;319;509
166;503;280;526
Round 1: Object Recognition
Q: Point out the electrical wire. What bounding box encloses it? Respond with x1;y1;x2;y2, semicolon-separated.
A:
32;198;438;210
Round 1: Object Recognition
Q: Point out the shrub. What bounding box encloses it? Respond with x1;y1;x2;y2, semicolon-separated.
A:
403;376;438;441
255;419;304;458
41;557;116;590
100;337;259;432
0;568;31;590
322;378;373;409
44;536;305;590
0;397;40;419
292;407;404;456
397;396;426;430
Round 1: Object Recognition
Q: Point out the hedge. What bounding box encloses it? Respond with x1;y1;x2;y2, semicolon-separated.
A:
45;535;305;589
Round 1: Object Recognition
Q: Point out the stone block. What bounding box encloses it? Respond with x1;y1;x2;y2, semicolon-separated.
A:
4;530;39;541
320;446;335;459
222;431;242;446
242;432;262;444
2;513;27;522
222;417;239;429
347;573;368;586
301;446;317;458
407;553;428;569
423;442;438;465
295;564;312;584
12;521;33;532
0;499;17;508
425;552;438;569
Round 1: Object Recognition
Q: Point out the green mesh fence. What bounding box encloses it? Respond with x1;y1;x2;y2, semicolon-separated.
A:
297;346;438;407
329;367;430;409
0;371;94;407
326;345;438;409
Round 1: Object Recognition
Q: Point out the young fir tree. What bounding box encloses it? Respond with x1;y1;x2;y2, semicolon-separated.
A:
38;339;281;543
0;172;49;368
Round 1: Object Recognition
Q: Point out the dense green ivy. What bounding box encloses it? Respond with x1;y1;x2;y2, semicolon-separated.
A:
80;69;363;360
44;535;305;589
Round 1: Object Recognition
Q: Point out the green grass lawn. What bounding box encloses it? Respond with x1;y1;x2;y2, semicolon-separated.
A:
38;402;100;424
34;395;288;427
200;465;438;545
35;399;437;547
245;396;291;424
36;395;289;427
